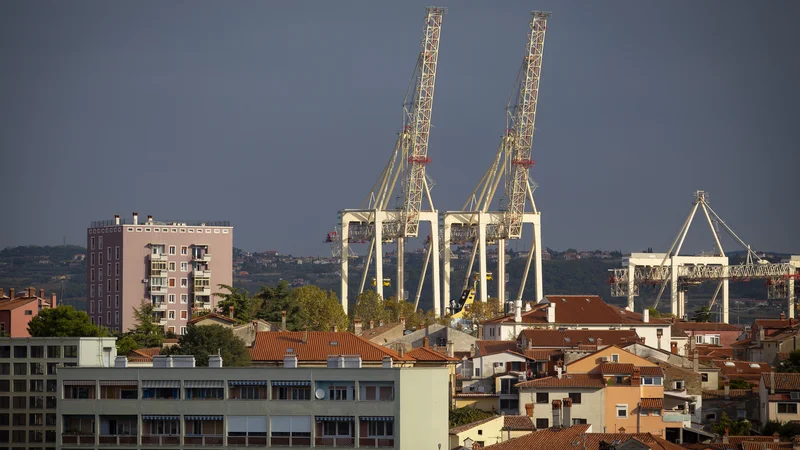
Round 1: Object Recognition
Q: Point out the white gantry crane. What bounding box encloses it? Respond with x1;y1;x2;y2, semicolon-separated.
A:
442;11;551;317
608;190;800;323
336;7;445;315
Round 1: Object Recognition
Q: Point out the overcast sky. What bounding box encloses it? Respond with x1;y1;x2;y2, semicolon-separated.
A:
1;1;798;257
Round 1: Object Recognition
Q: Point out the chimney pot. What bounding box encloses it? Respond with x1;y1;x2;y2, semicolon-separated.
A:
302;327;308;344
133;212;139;225
774;433;780;443
51;293;57;308
353;318;362;335
229;306;235;319
643;308;650;323
525;403;534;417
551;399;562;428
9;288;14;298
369;320;374;329
114;214;120;225
39;288;44;298
422;336;429;348
548;301;556;323
281;310;287;332
470;344;476;358
781;312;786;320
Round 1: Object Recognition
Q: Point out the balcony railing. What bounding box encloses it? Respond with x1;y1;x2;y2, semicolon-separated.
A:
150;285;168;294
194;286;211;295
62;435;96;446
227;436;268;447
359;437;395;448
152;301;167;311
270;436;311;447
315;437;355;447
150;254;168;262
193;254;212;263
99;435;138;445
184;435;223;446
663;413;691;423
193;270;211;278
142;435;180;446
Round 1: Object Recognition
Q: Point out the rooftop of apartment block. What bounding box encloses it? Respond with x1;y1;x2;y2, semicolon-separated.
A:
90;212;231;229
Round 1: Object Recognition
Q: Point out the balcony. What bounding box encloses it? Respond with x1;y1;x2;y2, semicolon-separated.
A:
194;286;212;296
98;435;138;445
663;413;691;423
193;269;211;278
184;435;223;446
152;301;167;311
62;434;96;446
227;435;268;447
192;253;212;263
150;285;168;295
141;435;180;446
358;437;395;448
62;415;95;446
315;417;355;447
150;253;168;262
316;437;356;447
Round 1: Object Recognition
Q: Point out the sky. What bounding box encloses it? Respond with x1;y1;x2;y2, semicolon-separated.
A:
1;0;798;257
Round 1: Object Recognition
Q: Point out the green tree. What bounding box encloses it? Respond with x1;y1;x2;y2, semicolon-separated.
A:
647;307;662;319
449;407;496;428
256;281;305;330
463;297;504;328
692;306;712;323
711;412;751;435
384;297;416;323
352;291;388;327
728;379;753;389
290;286;347;332
116;335;139;355
163;325;251;367
777;350;800;372
214;284;263;323
27;306;109;337
129;301;165;349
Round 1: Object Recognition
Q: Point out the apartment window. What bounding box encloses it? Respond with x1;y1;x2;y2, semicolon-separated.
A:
474;368;481;377
168;311;175;320
181;246;188;255
643;377;662;386
107;247;112;260
169;278;176;287
90;236;95;250
611;354;619;363
568;393;582;404
13;380;26;392
0;346;8;358
46;363;58;375
272;383;312;400
46;380;56;393
181;262;188;272
616;404;628;419
168;294;176;304
107;279;111;292
180;326;187;335
696;335;704;344
14;346;27;358
98;283;103;297
572;419;588;425
0;379;7;390
115;279;119;293
181;278;188;287
708;335;720;345
329;386;349;400
98;301;102;314
13;396;26;408
98;236;103;248
500;399;519;410
99;268;103;282
115;311;119;325
674;380;684;390
64;346;78;358
702;373;709;382
778;403;798;414
180;310;187;320
12;413;25;426
115;295;119;307
115;246;120;259
107;295;111;308
98;251;103;265
90;268;95;282
181;294;188;303
107;311;111;324
237;387;260;400
536;418;549;428
536;392;549;403
737;410;747;419
169;246;176;255
363;384;393;401
169;262;176;271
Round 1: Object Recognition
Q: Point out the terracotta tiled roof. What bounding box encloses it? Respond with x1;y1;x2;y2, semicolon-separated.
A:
755;319;792;330
676;322;743;332
127;347;162;362
519;329;642;347
712;360;770;382
0;297;42;311
188;312;236;325
769;393;791;401
740;443;792;450
454;393;499;398
671;324;689;338
358;321;403;340
640;398;663;409
405;346;459;362
481;425;685;450
599;363;635;374
249;331;410;362
516;374;605;389
483;295;671;326
449;415;501;435
503;415;535;431
702;389;756;399
476;340;519;356
524;349;562;361
762;372;800;391
639;366;664;377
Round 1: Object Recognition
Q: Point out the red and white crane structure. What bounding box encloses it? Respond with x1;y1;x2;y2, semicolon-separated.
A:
335;7;445;314
443;11;550;315
608;190;800;323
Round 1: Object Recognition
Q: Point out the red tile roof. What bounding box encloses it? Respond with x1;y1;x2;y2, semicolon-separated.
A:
249;331;411;362
640;398;664;409
520;329;642;347
127;347;162;362
188;312;236;325
762;373;800;391
639;366;664;377
484;295;672;326
676;322;743;332
476;340;518;356
599;363;635;374
702;389;756;399
449;415;501;435
405;346;459;362
524;349;562;361
358;321;403;340
712;360;770;382
0;297;43;311
740;443;793;450
482;425;685;450
503;415;535;431
755;319;792;330
516;374;605;388
454;393;499;398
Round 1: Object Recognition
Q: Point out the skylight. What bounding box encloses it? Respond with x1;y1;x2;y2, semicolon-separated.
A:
724;362;735;367
749;363;760;368
330;341;339;346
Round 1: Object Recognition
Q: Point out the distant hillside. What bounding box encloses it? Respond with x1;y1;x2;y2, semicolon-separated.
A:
0;245;88;310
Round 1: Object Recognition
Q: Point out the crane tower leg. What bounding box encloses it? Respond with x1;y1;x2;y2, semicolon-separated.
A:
397;237;405;301
516;235;534;304
533;219;543;308
789;278;796;320
498;239;506;306
375;217;384;299
359;239;375;295
341;220;350;315
627;260;635;312
478;217;488;304
414;242;432;311
442;221;451;313
671;262;679;317
431;222;441;316
722;279;729;324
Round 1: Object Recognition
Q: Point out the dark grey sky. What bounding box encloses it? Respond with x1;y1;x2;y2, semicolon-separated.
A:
2;1;798;256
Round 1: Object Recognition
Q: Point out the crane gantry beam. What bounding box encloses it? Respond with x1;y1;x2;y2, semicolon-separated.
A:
337;7;445;315
443;11;550;317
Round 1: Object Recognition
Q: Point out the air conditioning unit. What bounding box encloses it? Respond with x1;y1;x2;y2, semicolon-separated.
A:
601;356;610;362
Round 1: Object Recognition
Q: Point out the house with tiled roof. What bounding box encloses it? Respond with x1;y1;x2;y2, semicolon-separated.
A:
518;329;643;350
711;359;771;385
355;318;406;345
515;346;686;437
449;415;505;448
480;423;686;450
760;372;800;425
388;324;477;358
189;313;278;346
0;287;54;337
676;322;744;348
702;381;760;429
735;315;799;362
249;331;414;367
481;296;674;355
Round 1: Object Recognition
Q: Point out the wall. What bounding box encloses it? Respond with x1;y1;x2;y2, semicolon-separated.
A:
399;368;449;450
454;396;498;411
492;323;672;350
604;386;664;435
476;352;527;379
516;387;604;429
568;346;657;374
448;415;505;449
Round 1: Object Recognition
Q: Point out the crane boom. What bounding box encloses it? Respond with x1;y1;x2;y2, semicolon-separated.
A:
401;7;445;238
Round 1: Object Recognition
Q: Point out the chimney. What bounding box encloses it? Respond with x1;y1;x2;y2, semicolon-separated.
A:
147;215;153;223
781;312;786;321
422;336;429;348
470;344;476;358
0;288;4;298
382;356;393;368
619;427;626;433
447;340;454;358
771;371;776;395
399;316;406;329
759;327;766;343
548;302;556;323
281;310;287;331
632;367;641;386
302;327;308;344
9;288;14;298
552;399;562;428
332;325;338;332
693;350;699;372
723;379;730;399
398;346;405;358
670;342;678;354
723;428;729;444
39;288;44;299
596;338;603;347
114;356;128;368
477;324;483;340
284;353;298;368
562;398;572;427
229;306;235;319
114;214;120;225
643;308;649;323
354;318;362;335
774;433;780;443
556;365;563;380
525;403;534;417
208;355;223;368
50;293;57;308
515;299;522;323
369;320;374;329
133;212;139;225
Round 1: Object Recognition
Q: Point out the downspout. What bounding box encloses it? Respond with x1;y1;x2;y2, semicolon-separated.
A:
637;401;641;433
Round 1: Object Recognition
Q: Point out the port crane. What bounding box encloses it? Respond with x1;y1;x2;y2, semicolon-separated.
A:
443;11;550;317
335;7;445;314
608;190;800;323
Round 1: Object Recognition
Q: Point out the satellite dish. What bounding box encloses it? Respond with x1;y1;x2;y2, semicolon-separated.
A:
315;389;325;399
